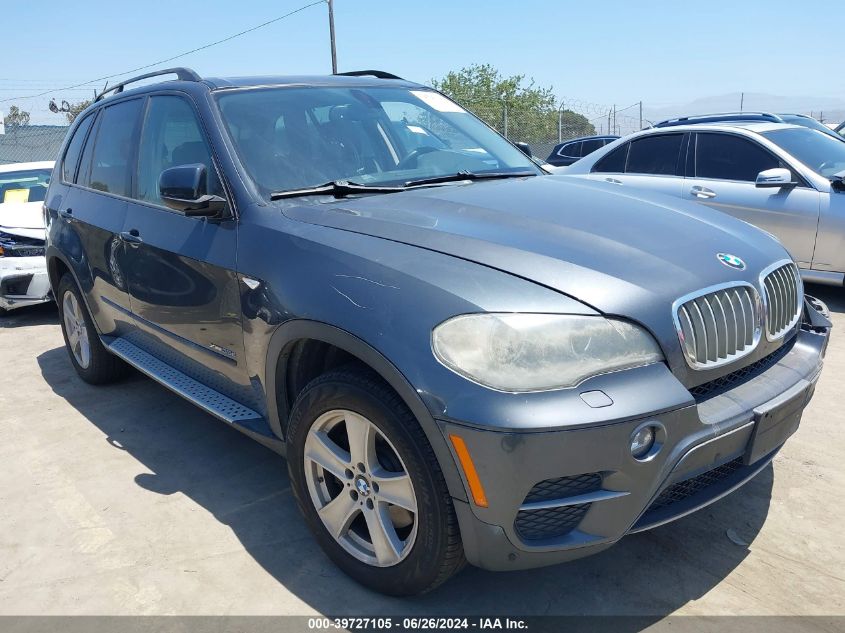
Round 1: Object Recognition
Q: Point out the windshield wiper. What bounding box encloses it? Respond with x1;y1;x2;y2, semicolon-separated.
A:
403;170;537;188
270;180;405;200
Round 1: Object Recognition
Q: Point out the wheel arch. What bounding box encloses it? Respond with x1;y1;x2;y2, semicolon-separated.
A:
265;319;467;502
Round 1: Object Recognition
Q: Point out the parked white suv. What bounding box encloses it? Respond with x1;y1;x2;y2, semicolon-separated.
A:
0;161;53;314
561;120;845;285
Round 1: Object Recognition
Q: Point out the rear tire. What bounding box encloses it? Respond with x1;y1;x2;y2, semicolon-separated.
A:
57;273;129;385
287;366;465;595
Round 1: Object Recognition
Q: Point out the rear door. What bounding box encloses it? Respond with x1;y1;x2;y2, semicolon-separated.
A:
587;133;687;197
120;94;250;404
686;132;820;268
51;98;144;335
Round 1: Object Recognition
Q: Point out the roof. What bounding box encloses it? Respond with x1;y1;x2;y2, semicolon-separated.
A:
202;74;422;90
644;121;803;135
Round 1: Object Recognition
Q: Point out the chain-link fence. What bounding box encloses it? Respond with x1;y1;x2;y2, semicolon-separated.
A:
446;95;646;161
0;124;69;165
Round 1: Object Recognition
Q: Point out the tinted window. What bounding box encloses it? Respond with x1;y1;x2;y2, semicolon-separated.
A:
83;99;143;196
580;139;604;156
592;143;627;173
626;134;683;175
559;141;581;158
62;115;94;183
696;133;779;181
137;96;221;205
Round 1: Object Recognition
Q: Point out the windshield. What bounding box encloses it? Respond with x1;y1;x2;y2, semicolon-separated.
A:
779;115;836;136
215;86;540;196
762;128;845;178
0;168;51;205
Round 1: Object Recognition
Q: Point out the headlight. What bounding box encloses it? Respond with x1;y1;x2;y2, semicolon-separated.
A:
432;313;664;392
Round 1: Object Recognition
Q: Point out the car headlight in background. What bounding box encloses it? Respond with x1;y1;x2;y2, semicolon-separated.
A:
432;313;664;392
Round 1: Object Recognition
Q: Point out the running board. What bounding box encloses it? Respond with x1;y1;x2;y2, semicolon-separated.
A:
108;338;272;438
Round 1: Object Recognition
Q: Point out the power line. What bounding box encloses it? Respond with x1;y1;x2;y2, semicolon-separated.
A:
0;0;325;104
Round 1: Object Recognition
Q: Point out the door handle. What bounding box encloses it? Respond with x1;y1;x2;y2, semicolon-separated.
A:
690;186;716;199
119;229;143;245
604;177;623;185
59;207;74;219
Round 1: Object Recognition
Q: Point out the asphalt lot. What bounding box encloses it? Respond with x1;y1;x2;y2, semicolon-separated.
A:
0;286;843;617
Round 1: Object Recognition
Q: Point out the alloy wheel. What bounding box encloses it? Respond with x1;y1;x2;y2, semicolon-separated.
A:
303;409;418;567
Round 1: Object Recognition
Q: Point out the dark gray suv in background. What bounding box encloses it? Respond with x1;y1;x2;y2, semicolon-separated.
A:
45;68;832;595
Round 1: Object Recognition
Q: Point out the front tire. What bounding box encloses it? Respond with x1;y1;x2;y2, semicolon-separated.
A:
287;367;465;595
57;273;128;385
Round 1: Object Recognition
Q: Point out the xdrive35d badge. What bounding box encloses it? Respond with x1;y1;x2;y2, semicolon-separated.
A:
44;67;831;595
717;252;746;270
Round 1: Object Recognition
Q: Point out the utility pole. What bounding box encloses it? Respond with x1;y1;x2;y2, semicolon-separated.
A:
740;92;744;111
558;101;565;142
327;0;338;74
638;101;643;130
612;104;616;135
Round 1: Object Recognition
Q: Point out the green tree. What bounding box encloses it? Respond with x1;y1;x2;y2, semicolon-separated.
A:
430;64;594;150
3;105;31;128
65;99;92;124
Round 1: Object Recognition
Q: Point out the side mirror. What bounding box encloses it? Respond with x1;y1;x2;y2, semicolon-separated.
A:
514;141;533;157
159;164;226;216
755;168;798;189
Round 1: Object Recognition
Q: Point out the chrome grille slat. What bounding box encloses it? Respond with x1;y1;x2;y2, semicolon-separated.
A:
674;283;761;369
762;262;802;341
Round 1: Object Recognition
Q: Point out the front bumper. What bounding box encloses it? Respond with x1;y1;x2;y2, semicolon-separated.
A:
443;298;831;571
0;255;51;311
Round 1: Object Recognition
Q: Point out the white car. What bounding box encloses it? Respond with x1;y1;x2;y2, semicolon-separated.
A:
560;118;845;285
0;161;54;314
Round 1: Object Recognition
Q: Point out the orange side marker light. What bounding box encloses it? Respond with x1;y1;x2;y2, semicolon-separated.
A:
449;434;489;508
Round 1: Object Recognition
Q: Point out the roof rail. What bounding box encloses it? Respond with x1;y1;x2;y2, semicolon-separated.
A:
653;111;784;128
95;67;202;102
335;70;404;80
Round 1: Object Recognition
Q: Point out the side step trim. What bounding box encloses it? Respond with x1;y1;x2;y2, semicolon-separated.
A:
108;338;263;426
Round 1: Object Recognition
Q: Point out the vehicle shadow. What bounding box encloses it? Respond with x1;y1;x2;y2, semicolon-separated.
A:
37;345;773;618
0;301;58;329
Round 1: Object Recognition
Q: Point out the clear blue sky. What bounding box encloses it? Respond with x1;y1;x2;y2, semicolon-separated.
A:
2;0;842;122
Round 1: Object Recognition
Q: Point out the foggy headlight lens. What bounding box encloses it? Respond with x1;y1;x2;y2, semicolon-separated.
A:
432;313;664;392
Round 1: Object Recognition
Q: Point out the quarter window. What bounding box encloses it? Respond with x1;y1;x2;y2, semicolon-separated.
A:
695;133;780;182
625;134;683;175
136;96;221;206
82;99;143;196
62;114;94;183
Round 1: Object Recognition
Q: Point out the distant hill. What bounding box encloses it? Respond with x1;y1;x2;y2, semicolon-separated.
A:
643;93;845;127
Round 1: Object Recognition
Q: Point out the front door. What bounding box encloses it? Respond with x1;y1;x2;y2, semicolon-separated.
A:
685;132;821;268
121;94;252;407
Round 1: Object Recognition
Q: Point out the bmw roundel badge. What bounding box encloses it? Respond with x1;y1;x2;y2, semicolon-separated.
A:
717;253;746;270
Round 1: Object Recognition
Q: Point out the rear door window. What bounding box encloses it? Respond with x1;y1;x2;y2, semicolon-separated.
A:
695;133;782;182
592;143;628;173
81;99;143;197
580;139;605;156
625;134;683;175
62;114;95;183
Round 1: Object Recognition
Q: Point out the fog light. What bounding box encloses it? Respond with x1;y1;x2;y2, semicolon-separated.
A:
630;426;655;459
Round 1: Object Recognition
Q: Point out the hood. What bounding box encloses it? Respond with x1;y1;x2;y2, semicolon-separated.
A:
282;176;790;321
0;201;46;238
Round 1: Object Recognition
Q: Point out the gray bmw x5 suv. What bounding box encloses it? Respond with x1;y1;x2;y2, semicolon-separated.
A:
45;68;832;595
